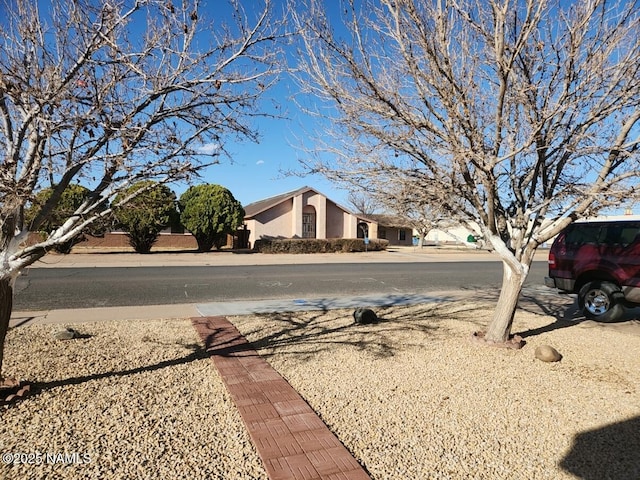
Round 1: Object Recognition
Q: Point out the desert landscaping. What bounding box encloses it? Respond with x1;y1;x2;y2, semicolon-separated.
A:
1;295;639;479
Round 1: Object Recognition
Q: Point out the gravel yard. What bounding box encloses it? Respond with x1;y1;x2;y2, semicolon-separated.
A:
230;300;640;480
1;297;639;480
0;319;268;480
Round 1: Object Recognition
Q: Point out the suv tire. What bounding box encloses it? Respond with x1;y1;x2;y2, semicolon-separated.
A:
578;281;625;322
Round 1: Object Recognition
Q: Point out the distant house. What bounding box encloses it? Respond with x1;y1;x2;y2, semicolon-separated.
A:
423;224;479;246
357;214;415;246
243;186;361;248
242;187;419;248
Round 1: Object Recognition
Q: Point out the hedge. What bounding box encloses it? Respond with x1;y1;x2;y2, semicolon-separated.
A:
253;238;389;254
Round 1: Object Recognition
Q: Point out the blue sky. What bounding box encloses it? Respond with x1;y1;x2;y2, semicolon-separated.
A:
175;1;352;209
15;0;353;210
191;103;351;209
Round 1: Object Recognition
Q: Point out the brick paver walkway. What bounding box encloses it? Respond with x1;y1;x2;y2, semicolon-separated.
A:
192;316;371;480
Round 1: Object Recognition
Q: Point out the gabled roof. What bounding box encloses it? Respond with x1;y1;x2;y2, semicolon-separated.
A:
243;187;308;218
243;186;354;219
359;214;414;229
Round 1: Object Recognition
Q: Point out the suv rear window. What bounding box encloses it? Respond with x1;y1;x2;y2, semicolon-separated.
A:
604;225;640;246
565;225;605;246
565;223;640;247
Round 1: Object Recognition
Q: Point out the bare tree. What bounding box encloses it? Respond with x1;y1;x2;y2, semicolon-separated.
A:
292;0;640;346
351;180;462;246
346;190;379;215
367;172;469;245
0;0;286;384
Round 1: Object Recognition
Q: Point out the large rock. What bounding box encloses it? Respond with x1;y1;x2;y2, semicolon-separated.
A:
535;345;562;362
353;308;378;324
53;328;79;340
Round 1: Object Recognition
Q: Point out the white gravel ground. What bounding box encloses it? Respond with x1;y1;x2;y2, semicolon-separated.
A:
1;298;639;480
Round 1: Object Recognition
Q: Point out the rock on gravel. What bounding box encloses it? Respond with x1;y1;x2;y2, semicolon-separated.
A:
3;300;639;480
1;318;267;480
534;344;562;362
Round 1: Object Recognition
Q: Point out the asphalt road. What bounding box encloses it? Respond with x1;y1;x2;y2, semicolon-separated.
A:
13;262;549;311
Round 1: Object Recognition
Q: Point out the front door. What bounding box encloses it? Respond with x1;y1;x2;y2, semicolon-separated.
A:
302;212;316;238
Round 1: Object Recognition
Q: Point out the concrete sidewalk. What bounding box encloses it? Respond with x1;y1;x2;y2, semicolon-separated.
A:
10;303;202;328
10;291;475;328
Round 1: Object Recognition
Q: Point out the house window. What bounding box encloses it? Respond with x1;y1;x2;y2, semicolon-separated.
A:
379;227;386;239
302;212;316;238
399;229;406;241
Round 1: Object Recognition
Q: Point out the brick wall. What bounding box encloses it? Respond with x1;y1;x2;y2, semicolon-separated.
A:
27;232;199;251
83;232;199;250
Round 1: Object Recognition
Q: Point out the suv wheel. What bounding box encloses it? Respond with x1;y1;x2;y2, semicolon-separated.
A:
578;281;625;322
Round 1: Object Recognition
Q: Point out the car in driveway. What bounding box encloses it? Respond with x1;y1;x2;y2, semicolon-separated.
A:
545;219;640;322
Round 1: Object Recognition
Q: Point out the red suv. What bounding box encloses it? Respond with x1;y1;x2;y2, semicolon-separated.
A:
545;220;640;322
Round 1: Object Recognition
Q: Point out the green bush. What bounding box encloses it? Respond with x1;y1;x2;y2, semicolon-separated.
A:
253;238;388;253
112;181;176;254
178;184;244;252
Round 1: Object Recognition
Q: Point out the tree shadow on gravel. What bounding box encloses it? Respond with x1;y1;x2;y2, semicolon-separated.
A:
16;343;208;404
233;301;490;361
560;415;640;480
439;287;589;340
458;286;613;339
513;290;584;339
233;286;640;361
246;310;403;360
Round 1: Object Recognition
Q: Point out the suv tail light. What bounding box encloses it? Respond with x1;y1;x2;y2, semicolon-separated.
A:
548;252;556;267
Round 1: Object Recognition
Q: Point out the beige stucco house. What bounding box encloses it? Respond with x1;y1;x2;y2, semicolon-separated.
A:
243;186;361;248
243;186;418;248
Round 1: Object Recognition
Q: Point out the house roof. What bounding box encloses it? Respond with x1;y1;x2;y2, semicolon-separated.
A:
243;186;354;219
360;214;413;229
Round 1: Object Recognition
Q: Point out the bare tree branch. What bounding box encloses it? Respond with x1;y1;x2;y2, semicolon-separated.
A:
0;0;287;272
0;0;290;379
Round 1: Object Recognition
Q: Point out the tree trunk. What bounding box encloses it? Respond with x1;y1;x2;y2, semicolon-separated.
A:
484;260;527;344
0;277;13;380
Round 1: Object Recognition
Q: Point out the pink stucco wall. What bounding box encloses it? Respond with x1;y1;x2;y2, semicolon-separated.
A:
246;199;294;246
326;201;347;238
245;191;360;246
